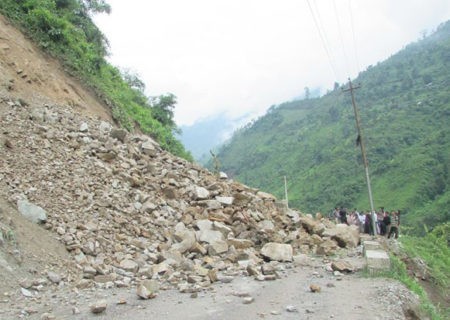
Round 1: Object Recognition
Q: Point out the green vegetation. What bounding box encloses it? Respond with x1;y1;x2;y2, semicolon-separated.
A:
360;225;450;319
382;255;442;319
215;21;450;233
0;223;16;246
401;224;450;304
0;0;192;160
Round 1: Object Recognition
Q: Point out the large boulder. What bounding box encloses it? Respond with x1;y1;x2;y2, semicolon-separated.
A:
260;243;293;262
322;224;360;248
17;199;47;223
299;216;325;236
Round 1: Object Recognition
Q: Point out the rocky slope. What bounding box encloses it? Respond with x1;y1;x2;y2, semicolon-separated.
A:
0;94;361;293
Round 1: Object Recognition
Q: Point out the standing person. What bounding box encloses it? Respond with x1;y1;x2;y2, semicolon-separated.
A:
333;207;340;224
382;211;391;236
376;211;384;234
339;207;348;225
358;211;366;232
388;211;400;239
364;211;374;235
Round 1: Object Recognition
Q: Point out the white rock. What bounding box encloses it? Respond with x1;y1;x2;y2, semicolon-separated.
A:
79;122;89;132
17;199;47;224
137;280;159;299
20;287;33;298
260;243;293;262
120;259;138;272
194;186;210;200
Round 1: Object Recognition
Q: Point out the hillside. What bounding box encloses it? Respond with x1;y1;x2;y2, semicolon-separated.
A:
216;21;450;233
0;0;191;160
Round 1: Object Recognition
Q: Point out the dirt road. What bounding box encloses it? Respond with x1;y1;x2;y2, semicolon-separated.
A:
3;258;420;320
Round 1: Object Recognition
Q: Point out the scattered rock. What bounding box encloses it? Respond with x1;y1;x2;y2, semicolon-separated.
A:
286;305;298;312
137;280;159;299
331;261;354;273
242;297;255;304
17;199;47;223
90;300;107;314
260;243;293;262
310;284;321;293
20;287;34;298
47;271;61;284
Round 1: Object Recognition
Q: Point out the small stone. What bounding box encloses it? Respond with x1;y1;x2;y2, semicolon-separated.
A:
47;271;61;284
79;122;89;132
246;265;260;276
310;284;321;293
286;305;298;312
40;313;56;320
190;292;198;299
20;287;33;297
90;300;107;314
331;261;354;273
137;280;159;299
242;297;254;304
72;307;80;315
270;310;281;315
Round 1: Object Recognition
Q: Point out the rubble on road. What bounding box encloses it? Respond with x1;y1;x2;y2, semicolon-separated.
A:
0;96;361;294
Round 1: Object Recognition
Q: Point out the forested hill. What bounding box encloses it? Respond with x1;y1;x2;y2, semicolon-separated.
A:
216;20;450;233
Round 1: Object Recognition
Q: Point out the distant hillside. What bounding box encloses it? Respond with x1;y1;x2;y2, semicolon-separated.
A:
179;114;239;163
216;21;450;233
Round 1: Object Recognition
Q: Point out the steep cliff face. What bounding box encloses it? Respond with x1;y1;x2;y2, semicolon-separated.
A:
0;14;110;122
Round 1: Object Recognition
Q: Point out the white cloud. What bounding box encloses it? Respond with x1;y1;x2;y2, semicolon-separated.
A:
94;0;450;126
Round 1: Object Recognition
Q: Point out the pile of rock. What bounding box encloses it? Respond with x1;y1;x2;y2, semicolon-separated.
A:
0;97;360;293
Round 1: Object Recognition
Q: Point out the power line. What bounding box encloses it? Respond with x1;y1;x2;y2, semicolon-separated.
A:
306;0;339;80
333;0;350;77
348;0;361;74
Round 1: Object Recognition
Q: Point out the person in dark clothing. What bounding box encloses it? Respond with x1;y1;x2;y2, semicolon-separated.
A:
339;207;348;225
381;211;391;236
364;212;374;235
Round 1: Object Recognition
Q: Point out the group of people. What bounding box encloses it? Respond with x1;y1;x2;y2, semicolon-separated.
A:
330;207;400;239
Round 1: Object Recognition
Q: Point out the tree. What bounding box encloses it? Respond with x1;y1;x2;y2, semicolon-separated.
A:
121;69;146;92
150;93;179;133
81;0;111;14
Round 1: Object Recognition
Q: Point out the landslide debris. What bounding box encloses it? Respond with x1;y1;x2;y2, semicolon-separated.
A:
0;95;360;295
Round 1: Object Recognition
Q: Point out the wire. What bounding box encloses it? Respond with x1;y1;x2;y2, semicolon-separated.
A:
333;0;350;77
348;0;361;74
306;0;339;80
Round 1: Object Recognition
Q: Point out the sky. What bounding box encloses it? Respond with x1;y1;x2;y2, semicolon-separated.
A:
94;0;450;127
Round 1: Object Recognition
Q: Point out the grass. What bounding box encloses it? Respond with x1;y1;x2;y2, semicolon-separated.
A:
0;223;16;246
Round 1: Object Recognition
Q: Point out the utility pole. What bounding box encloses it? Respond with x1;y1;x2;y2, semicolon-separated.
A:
343;79;377;235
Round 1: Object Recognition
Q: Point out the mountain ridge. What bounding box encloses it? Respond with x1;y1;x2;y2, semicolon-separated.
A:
215;20;450;232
